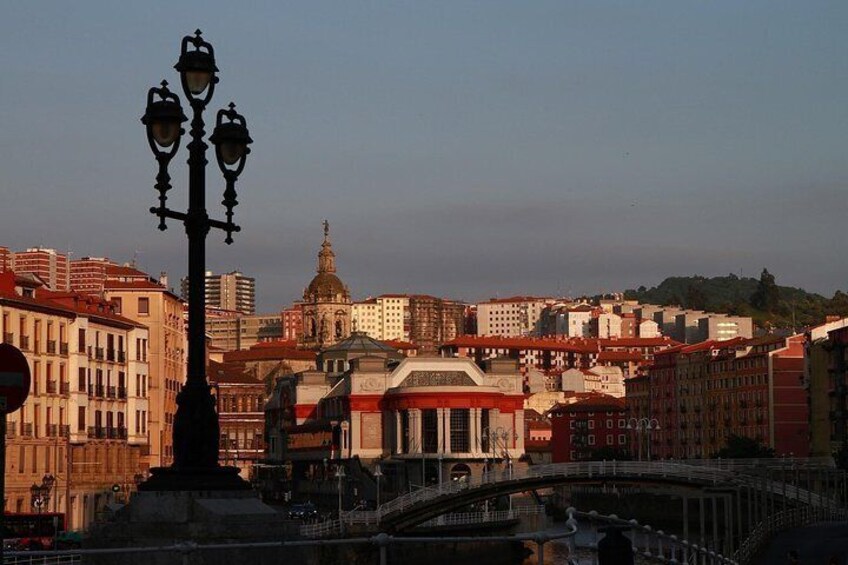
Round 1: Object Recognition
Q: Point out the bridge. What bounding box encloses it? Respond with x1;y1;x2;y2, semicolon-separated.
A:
315;458;846;561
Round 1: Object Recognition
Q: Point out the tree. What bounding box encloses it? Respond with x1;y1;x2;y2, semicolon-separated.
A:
750;268;780;313
714;434;774;459
686;284;708;310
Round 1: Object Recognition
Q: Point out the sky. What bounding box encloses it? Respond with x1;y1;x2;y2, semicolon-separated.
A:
1;2;846;312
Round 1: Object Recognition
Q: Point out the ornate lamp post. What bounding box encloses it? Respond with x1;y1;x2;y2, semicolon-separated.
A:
373;464;383;511
140;30;252;490
335;466;346;517
626;418;661;461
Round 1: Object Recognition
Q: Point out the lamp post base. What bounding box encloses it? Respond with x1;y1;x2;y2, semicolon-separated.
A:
138;466;251;492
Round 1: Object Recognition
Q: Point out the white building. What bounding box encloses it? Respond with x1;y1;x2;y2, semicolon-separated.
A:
476;296;552;337
351;294;410;342
555;305;594;337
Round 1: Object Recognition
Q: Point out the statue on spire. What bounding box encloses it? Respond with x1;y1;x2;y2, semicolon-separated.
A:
317;219;336;274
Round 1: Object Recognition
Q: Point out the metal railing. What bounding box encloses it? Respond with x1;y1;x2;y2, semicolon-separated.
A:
733;506;848;564
372;460;837;523
12;506;756;565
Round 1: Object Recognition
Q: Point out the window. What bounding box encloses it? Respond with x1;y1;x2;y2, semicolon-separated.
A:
450;409;470;453
112;297;122;314
588;421;595;429
588;435;595;445
78;407;85;431
607;434;614;445
422;409;438;453
606;419;613;429
619;434;626;445
138;297;150;315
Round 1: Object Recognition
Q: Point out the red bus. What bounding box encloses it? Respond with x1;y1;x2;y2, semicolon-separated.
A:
2;512;66;551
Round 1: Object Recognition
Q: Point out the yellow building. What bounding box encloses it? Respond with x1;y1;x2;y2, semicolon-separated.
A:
0;271;149;530
104;266;186;469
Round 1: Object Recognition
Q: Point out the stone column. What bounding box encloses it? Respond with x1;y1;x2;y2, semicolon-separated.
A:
410;409;421;454
395;410;403;454
469;408;479;456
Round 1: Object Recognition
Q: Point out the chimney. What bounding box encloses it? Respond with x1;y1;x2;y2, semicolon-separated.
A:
159;272;168;288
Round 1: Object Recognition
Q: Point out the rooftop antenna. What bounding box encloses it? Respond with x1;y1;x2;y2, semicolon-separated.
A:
132;250;142;269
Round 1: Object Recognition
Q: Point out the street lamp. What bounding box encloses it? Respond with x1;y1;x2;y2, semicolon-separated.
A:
373;464;383;511
335;466;346;517
140;30;252;490
626;418;661;461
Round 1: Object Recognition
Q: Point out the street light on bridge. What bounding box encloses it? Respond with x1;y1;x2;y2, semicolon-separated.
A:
626;418;660;461
140;30;252;490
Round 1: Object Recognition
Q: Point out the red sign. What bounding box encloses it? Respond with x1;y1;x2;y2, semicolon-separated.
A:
0;343;31;413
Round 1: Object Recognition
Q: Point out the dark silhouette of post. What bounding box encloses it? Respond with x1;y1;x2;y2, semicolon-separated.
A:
140;30;252;490
597;526;634;565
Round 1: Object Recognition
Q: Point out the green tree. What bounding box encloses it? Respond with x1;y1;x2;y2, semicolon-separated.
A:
714;434;775;459
686;284;708;310
750;268;780;313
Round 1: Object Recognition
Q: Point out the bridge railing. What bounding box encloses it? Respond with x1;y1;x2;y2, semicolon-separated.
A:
375;460;835;522
417;504;545;529
680;457;835;470
732;506;848;564
573;510;739;565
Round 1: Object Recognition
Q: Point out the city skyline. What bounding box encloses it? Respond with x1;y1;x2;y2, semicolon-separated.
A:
2;2;847;311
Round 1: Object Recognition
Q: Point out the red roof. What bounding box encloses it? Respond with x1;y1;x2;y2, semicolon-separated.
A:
598;337;679;348
597;351;643;363
383;340;417;350
554;394;625;413
443;335;601;354
105;264;150;278
37;290;145;328
482;296;552;304
223;347;316;362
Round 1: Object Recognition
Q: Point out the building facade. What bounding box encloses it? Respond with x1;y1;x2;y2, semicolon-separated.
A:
181;270;256;315
476;297;551;337
0;272;149;530
550;395;627;462
103;268;185;469
12;248;69;291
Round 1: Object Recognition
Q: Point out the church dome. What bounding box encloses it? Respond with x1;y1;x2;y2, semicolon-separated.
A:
302;220;350;301
306;272;347;298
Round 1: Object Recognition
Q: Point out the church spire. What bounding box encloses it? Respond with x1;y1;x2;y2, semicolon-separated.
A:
317;219;336;274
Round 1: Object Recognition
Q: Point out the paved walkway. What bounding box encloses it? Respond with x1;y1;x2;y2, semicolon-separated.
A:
756;523;848;564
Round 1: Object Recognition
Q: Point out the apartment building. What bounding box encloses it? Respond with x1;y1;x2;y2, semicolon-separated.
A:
181;271;256;315
476;296;551;337
104;270;185;469
351;295;410;342
206;312;283;351
0;272;149;530
633;335;808;460
11;248;69;291
69;257;117;295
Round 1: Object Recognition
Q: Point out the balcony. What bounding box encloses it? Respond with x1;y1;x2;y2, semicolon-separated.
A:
47;424;58;437
107;427;117;439
47;340;56;354
6;427;15;438
107;349;115;362
88;426;106;439
46;380;57;394
117;386;127;400
95;384;105;398
20;336;30;351
117;427;127;440
60;381;70;395
107;386;116;399
60;425;70;437
118;351;126;363
2;332;13;345
95;347;104;360
22;423;33;437
60;342;69;355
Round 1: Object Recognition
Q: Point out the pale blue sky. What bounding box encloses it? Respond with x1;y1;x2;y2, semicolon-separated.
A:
1;2;846;310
